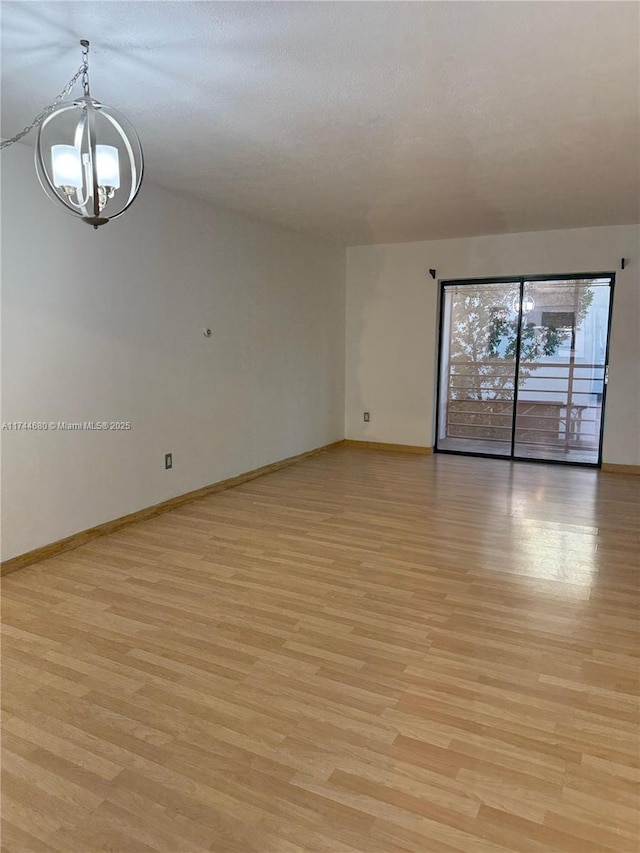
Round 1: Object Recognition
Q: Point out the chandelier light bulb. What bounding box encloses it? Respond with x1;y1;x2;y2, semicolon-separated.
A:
96;145;120;188
51;145;83;188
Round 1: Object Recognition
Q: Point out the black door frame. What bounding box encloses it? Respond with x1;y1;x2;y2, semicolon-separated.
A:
434;272;616;469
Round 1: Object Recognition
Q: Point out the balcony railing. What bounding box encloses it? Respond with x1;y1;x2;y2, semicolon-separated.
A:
444;361;604;449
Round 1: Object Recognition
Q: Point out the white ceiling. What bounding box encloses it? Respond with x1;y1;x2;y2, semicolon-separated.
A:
2;1;639;245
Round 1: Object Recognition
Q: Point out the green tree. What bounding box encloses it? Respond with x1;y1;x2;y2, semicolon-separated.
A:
446;283;594;438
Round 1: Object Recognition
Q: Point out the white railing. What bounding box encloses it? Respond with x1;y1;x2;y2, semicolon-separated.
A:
445;361;604;448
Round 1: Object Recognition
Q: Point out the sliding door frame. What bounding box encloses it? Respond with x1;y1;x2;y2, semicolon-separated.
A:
434;272;616;469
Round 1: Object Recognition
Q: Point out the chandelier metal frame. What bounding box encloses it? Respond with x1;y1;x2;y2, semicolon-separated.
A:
2;40;143;229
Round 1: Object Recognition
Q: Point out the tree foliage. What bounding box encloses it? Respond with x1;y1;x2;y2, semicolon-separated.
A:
447;283;594;404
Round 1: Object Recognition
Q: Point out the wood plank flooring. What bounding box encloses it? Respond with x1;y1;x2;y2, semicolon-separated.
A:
2;447;639;852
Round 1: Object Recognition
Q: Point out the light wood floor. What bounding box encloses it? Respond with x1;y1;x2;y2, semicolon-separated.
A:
2;447;639;853
437;438;598;464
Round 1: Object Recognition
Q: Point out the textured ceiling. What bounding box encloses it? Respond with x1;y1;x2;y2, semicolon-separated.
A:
2;1;639;245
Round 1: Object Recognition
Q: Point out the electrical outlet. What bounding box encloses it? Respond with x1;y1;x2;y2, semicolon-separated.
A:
165;453;173;470
363;412;370;422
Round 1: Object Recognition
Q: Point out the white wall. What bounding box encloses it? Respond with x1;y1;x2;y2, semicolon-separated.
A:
1;143;345;560
346;225;640;464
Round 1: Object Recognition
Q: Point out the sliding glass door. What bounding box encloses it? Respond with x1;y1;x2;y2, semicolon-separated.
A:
436;275;614;466
437;281;520;456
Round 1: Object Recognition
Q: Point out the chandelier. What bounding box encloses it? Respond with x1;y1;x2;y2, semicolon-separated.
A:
512;294;536;315
2;40;143;229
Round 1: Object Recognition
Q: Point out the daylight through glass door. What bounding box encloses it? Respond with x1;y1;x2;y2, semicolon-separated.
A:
436;275;613;466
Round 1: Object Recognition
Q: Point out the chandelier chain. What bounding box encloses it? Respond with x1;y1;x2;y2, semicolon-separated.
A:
81;40;91;98
0;59;88;150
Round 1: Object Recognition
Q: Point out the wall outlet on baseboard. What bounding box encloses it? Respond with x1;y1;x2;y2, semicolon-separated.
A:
363;412;370;422
165;453;173;470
